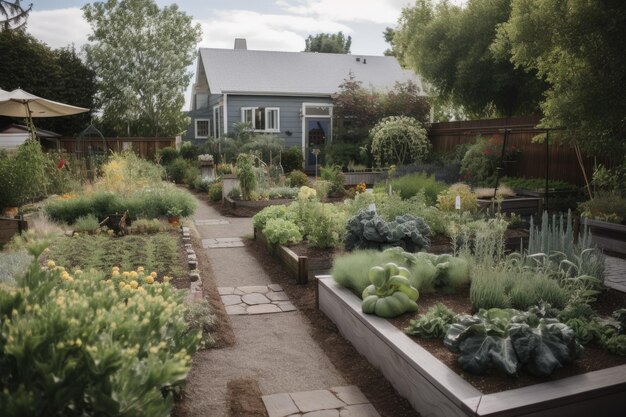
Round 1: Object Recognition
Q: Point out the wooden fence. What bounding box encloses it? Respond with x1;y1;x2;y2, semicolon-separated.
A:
427;116;611;186
45;137;175;161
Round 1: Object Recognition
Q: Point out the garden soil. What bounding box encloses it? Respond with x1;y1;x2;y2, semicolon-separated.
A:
175;194;422;417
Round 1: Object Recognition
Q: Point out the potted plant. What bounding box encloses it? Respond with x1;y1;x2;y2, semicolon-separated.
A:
166;206;183;227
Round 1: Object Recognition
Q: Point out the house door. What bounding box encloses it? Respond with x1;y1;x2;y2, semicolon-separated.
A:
305;118;330;172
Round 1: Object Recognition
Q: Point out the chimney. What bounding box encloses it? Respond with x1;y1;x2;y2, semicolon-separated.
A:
234;38;247;50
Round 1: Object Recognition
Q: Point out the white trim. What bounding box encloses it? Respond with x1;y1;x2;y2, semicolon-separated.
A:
223;93;228;134
241;107;254;127
213;105;222;138
239;106;281;132
301;103;334;165
265;107;280;132
194;118;210;139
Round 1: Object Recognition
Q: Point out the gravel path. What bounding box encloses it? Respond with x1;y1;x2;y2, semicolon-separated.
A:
178;195;345;417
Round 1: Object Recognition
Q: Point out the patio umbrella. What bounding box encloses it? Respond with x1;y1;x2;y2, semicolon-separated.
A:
0;88;89;139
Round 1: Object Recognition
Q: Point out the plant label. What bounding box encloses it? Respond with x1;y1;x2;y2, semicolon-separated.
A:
368;203;377;213
455;195;461;210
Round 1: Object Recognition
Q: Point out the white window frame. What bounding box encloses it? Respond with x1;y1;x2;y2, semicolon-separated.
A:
301;103;334;158
195;118;210;139
213;105;222;138
240;106;280;132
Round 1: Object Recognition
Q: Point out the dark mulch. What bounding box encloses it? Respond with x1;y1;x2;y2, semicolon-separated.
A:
388;287;626;395
245;239;420;417
287;242;339;260
227;378;269;417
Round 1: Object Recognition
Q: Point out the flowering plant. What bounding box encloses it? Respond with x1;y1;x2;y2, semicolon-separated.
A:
198;154;214;163
298;186;317;200
460;135;519;183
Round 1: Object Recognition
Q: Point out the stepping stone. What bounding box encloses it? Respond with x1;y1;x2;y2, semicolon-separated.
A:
186;248;195;255
263;393;299;417
339;404;380;417
195;219;230;225
268;284;283;292
303;410;339;417
189;271;200;282
290;390;345;413
234;288;245;295
276;302;297;312
187;253;197;261
205;241;245;249
225;305;247;315
242;293;271;305
330;386;369;406
188;260;198;269
181;226;190;233
247;304;282;314
216;237;242;243
218;287;235;295
221;295;242;306
239;285;269;294
267;291;290;301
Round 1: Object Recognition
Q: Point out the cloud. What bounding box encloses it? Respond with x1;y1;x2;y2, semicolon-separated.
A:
27;8;90;49
277;0;409;25
196;9;352;51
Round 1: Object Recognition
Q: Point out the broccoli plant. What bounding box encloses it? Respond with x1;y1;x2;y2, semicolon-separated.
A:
362;263;419;318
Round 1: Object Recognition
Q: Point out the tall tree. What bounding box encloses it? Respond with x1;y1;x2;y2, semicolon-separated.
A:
393;0;546;118
304;32;351;54
493;0;626;154
83;0;201;137
382;27;396;57
0;29;96;135
0;0;31;31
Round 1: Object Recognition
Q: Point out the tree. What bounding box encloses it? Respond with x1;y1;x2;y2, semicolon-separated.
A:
304;32;351;54
0;0;31;31
370;116;429;166
493;0;626;155
393;0;546;117
382;27;396;57
82;0;201;137
0;29;96;136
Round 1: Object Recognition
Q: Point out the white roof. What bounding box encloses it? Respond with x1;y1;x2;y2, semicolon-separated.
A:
199;48;424;96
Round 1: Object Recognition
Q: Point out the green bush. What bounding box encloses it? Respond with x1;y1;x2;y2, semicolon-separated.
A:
320;165;345;196
289;170;309;187
332;250;399;296
0;139;46;208
208;182;223;202
324;142;367;168
0;251;32;286
308;204;347;249
157;146;179;165
370;116;429;166
179;142;200;160
436;183;478;212
263;218;302;245
405;303;456;339
460;135;519;183
236;153;256;201
0;258;201;416
267;186;298;199
281;147;304;174
166;157;195;184
579;193;626;224
131;218;164;234
73;214;101;234
388;173;447;204
253;205;291;230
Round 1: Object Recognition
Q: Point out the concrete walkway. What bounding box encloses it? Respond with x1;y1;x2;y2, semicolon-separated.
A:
605;255;626;293
179;196;347;417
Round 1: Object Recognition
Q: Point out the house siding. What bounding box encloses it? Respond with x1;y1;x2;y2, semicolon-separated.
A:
226;95;332;149
184;94;224;145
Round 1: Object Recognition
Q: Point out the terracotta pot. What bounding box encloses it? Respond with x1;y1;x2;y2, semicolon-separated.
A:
2;207;19;217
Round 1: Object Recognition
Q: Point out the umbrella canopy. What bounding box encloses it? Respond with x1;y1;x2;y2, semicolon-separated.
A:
0;88;89;118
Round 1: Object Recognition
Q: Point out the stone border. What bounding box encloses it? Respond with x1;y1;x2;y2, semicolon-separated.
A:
317;276;626;417
181;226;202;301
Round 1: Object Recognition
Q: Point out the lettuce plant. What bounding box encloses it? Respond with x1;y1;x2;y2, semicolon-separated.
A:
405;303;456;338
362;263;419;318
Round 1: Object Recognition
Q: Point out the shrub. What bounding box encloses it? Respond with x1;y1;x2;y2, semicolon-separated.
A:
157;146;179;165
281;146;304;173
236;153;256;200
263;218;302;245
314;180;333;200
166;157;192;184
97;151;165;196
470;268;511;310
179;142;200;160
436;183;478;212
579;193;626;224
460;135;519;183
324;142;367;168
320;165;345;196
73;214;101;234
131;218;164;234
208;182;223;202
253;205;291;231
370;116;429;167
308;204;347;249
0;139;46;208
332;250;399;295
0;258;201;416
184;298;216;349
388;173;447;204
390;162;461;184
0;251;32;286
289;170;309;187
267;186;298;199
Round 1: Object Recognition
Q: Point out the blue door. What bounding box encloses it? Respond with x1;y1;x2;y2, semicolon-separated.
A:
305;118;330;171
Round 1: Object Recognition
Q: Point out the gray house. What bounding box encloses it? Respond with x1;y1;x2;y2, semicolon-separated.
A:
186;39;423;171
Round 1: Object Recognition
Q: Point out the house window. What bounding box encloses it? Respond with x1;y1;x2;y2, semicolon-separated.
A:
241;107;280;132
195;119;210;138
213;105;223;138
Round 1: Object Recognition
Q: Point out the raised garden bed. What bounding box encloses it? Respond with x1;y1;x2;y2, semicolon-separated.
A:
583;218;626;258
254;227;334;284
478;197;542;220
343;171;384;187
318;276;626;417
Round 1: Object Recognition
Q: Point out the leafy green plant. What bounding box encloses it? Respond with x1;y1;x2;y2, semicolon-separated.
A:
344;210;431;252
436;183;478;212
332;250;400;295
73;214;101;234
236;153;256;201
0;251;32;286
388;173;447;204
157;146;179;165
579;193;626;224
267;186;298;199
263;218;303;245
444;308;582;377
0;139;47;208
460;135;519;183
184;297;216;349
131;218;164;234
320;165;345;196
361;263;419;318
308;204;346;249
289;170;309;187
314;180;333;200
253;205;291;231
370;116;429;166
565;318;605;345
405;303;456;338
281;146;304;174
604;335;626;356
208;182;223;202
166;157;196;184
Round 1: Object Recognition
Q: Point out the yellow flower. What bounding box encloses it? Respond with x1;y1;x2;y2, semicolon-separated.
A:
74;269;83;275
75;338;82;347
47;260;56;268
137;266;145;273
145;276;154;284
111;270;120;277
163;276;172;283
112;266;120;272
149;346;159;354
150;271;157;278
122;271;130;277
129;280;139;289
129;271;138;279
119;281;126;289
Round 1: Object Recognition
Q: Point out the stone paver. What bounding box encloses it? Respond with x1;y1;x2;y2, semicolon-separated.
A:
202;237;245;249
263;386;379;417
219;286;296;315
195;219;230;226
268;283;283;292
604;255;626;293
290;390;345;413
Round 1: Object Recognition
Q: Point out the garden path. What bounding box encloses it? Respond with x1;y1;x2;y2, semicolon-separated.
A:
178;196;348;417
604;255;626;293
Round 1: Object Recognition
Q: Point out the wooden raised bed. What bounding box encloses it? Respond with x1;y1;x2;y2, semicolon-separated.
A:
318;276;626;417
254;228;333;284
583;218;626;257
343;171;384;187
478;197;542;219
0;215;28;248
